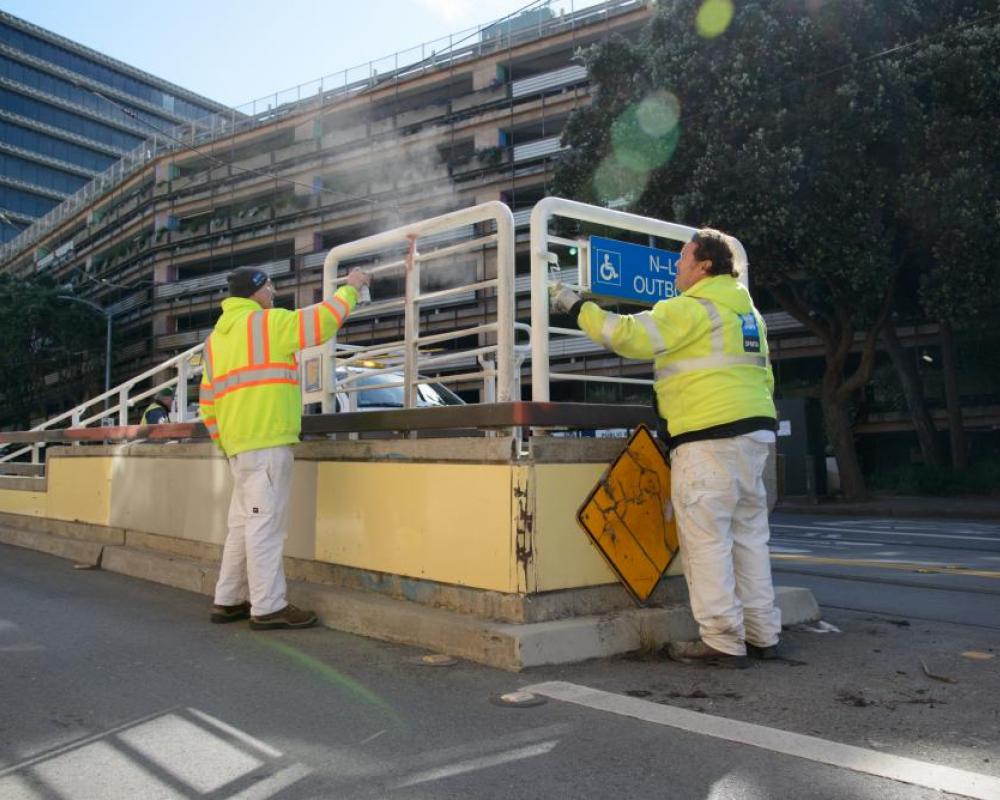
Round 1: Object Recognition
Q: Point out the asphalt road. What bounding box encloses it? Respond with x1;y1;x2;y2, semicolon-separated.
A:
2;543;994;800
769;514;1000;629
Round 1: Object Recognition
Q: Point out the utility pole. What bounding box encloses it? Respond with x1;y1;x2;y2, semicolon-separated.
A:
56;295;112;407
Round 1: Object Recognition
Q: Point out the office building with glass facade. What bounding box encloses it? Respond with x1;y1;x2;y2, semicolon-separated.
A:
0;11;225;242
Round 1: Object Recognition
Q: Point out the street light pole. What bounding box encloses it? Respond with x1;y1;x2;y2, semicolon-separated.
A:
56;295;112;404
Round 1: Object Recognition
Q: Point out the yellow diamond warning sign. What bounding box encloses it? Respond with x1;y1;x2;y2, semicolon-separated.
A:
577;424;678;604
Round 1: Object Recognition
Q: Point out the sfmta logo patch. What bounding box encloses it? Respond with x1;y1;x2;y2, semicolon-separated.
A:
740;313;761;353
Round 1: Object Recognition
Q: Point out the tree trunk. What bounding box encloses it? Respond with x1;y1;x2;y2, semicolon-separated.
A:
939;320;968;469
822;381;867;501
769;276;895;504
882;324;941;467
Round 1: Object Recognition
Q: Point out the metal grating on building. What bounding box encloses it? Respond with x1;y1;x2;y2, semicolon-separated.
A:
513;136;566;162
154;259;291;300
511;64;588;98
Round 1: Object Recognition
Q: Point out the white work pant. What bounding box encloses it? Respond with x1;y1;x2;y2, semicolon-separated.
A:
671;434;781;656
213;446;293;617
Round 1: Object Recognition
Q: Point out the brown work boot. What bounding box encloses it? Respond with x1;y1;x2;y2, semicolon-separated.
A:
210;601;251;624
666;639;748;669
249;604;318;631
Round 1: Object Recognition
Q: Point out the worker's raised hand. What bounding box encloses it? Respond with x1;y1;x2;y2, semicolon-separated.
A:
549;282;581;314
346;268;371;291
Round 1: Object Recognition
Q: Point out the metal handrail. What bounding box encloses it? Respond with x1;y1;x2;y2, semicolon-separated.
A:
528;197;749;401
1;196;731;462
322;201;516;412
0;341;204;464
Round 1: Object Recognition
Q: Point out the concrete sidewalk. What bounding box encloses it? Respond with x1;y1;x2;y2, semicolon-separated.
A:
777;494;1000;521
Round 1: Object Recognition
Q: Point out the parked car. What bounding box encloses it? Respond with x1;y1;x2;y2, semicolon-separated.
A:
325;366;465;413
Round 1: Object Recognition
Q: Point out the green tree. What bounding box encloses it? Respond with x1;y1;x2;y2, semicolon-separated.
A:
554;0;992;500
0;275;105;430
897;4;1000;469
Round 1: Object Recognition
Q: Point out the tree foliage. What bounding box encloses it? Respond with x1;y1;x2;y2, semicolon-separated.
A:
554;0;998;499
0;275;105;430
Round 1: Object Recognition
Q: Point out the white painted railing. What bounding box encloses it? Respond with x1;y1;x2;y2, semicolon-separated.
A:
321;201;516;411
0;343;204;464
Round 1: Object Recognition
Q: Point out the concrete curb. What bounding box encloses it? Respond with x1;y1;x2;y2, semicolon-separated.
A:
2;525;821;671
0;524;104;566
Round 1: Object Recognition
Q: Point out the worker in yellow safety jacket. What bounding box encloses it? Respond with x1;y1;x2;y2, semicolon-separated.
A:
200;265;370;630
550;228;781;667
140;387;173;424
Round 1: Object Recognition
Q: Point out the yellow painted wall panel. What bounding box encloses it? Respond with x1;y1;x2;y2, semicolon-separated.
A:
0;488;47;517
109;456;231;544
108;457;317;560
315;462;515;593
47;458;111;525
532;463;617;591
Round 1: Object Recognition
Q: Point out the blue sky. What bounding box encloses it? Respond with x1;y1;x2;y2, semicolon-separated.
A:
3;0;603;108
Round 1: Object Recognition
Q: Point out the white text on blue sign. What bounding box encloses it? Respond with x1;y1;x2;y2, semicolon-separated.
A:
589;235;680;305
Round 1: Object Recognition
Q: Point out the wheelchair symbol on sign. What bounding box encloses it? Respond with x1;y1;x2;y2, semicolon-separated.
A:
596;250;621;286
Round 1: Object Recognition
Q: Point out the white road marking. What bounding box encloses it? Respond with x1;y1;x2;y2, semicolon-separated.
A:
392;740;558;788
522;681;1000;800
0;707;175;778
772;523;994;543
359;729;386;745
118;714;262;794
775;538;880;548
228;763;312;800
187;708;283;759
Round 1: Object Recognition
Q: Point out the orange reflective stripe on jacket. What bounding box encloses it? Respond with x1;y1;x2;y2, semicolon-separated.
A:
198;285;358;456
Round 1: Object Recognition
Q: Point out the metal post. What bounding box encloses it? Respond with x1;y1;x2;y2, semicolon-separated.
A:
104;312;112;410
176;358;189;422
529;204;554;402
118;386;129;427
403;236;419;410
494;204;515;403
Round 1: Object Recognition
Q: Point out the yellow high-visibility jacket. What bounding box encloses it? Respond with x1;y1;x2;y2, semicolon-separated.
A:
577;274;776;445
140;401;169;425
199;286;357;457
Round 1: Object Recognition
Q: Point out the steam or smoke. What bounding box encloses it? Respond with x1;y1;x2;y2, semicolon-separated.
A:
331;117;483;297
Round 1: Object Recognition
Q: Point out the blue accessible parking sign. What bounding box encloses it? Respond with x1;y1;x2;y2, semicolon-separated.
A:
589;235;681;305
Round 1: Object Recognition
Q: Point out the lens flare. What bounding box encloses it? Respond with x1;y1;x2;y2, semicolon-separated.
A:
696;0;735;39
637;91;681;139
606;91;682;193
592;154;648;208
256;638;406;726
